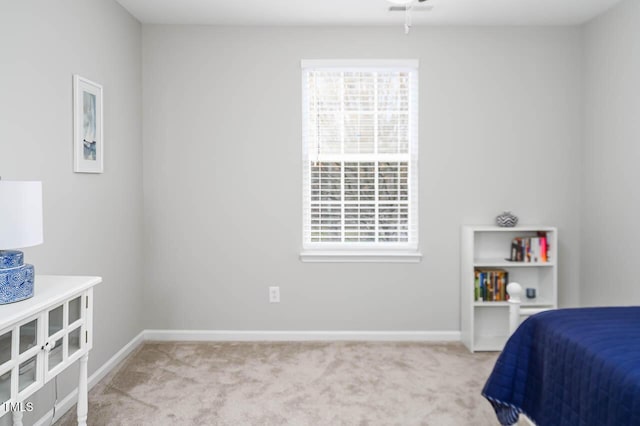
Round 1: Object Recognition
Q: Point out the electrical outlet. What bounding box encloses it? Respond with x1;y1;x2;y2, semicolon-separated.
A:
269;286;280;303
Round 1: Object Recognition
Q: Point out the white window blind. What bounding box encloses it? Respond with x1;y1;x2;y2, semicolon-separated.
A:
301;60;419;258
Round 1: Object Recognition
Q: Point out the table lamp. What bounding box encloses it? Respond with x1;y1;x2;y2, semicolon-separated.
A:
0;180;43;304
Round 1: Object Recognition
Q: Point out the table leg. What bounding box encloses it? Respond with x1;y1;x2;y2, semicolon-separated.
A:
12;410;23;426
77;353;89;426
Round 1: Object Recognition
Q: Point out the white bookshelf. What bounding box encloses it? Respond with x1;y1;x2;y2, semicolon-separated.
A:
461;225;558;352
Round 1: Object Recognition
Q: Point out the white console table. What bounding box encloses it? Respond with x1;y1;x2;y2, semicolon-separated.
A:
0;275;101;425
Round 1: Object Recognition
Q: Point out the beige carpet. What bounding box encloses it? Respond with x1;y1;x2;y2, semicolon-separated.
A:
57;341;509;426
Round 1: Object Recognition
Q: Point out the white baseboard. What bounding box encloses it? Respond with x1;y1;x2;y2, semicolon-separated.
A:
34;329;460;424
33;330;145;426
144;329;461;342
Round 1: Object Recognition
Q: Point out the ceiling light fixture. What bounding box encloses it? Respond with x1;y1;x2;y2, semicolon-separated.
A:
387;0;430;35
404;8;412;35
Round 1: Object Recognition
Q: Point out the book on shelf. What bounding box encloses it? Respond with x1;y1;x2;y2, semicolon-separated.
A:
507;232;550;263
474;268;509;302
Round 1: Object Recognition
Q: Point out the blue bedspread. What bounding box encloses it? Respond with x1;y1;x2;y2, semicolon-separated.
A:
482;307;640;426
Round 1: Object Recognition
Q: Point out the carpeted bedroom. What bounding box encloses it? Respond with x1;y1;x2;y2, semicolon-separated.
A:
1;0;639;425
59;342;501;425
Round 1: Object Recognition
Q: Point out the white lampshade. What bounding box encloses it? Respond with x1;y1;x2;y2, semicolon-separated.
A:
0;181;43;250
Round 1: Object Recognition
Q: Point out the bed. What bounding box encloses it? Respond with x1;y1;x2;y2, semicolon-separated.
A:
482;306;640;426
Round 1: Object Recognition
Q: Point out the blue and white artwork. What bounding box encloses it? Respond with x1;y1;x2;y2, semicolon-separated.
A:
83;91;97;161
74;75;103;173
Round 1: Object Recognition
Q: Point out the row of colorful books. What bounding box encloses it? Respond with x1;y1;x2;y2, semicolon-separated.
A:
474;269;509;302
508;233;550;263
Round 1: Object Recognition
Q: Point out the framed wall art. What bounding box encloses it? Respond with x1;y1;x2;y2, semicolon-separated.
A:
73;75;103;173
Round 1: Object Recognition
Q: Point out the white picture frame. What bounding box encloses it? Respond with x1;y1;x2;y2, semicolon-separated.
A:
73;75;103;173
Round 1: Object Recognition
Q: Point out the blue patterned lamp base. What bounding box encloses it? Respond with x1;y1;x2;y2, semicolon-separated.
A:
0;250;35;304
0;250;24;269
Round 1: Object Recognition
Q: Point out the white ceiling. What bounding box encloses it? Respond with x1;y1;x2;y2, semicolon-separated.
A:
116;0;621;26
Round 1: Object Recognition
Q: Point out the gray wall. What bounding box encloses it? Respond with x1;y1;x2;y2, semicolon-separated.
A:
142;26;583;332
4;3;624;419
0;0;143;423
581;0;640;306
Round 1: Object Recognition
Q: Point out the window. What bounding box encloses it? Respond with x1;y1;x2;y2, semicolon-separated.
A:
301;60;420;262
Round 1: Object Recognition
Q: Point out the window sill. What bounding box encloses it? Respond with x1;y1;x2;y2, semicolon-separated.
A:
299;251;423;263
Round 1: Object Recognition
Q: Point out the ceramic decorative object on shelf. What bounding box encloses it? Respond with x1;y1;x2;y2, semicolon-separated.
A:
496;211;518;228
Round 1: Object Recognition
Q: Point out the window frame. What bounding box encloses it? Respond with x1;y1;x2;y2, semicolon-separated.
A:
300;59;421;263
